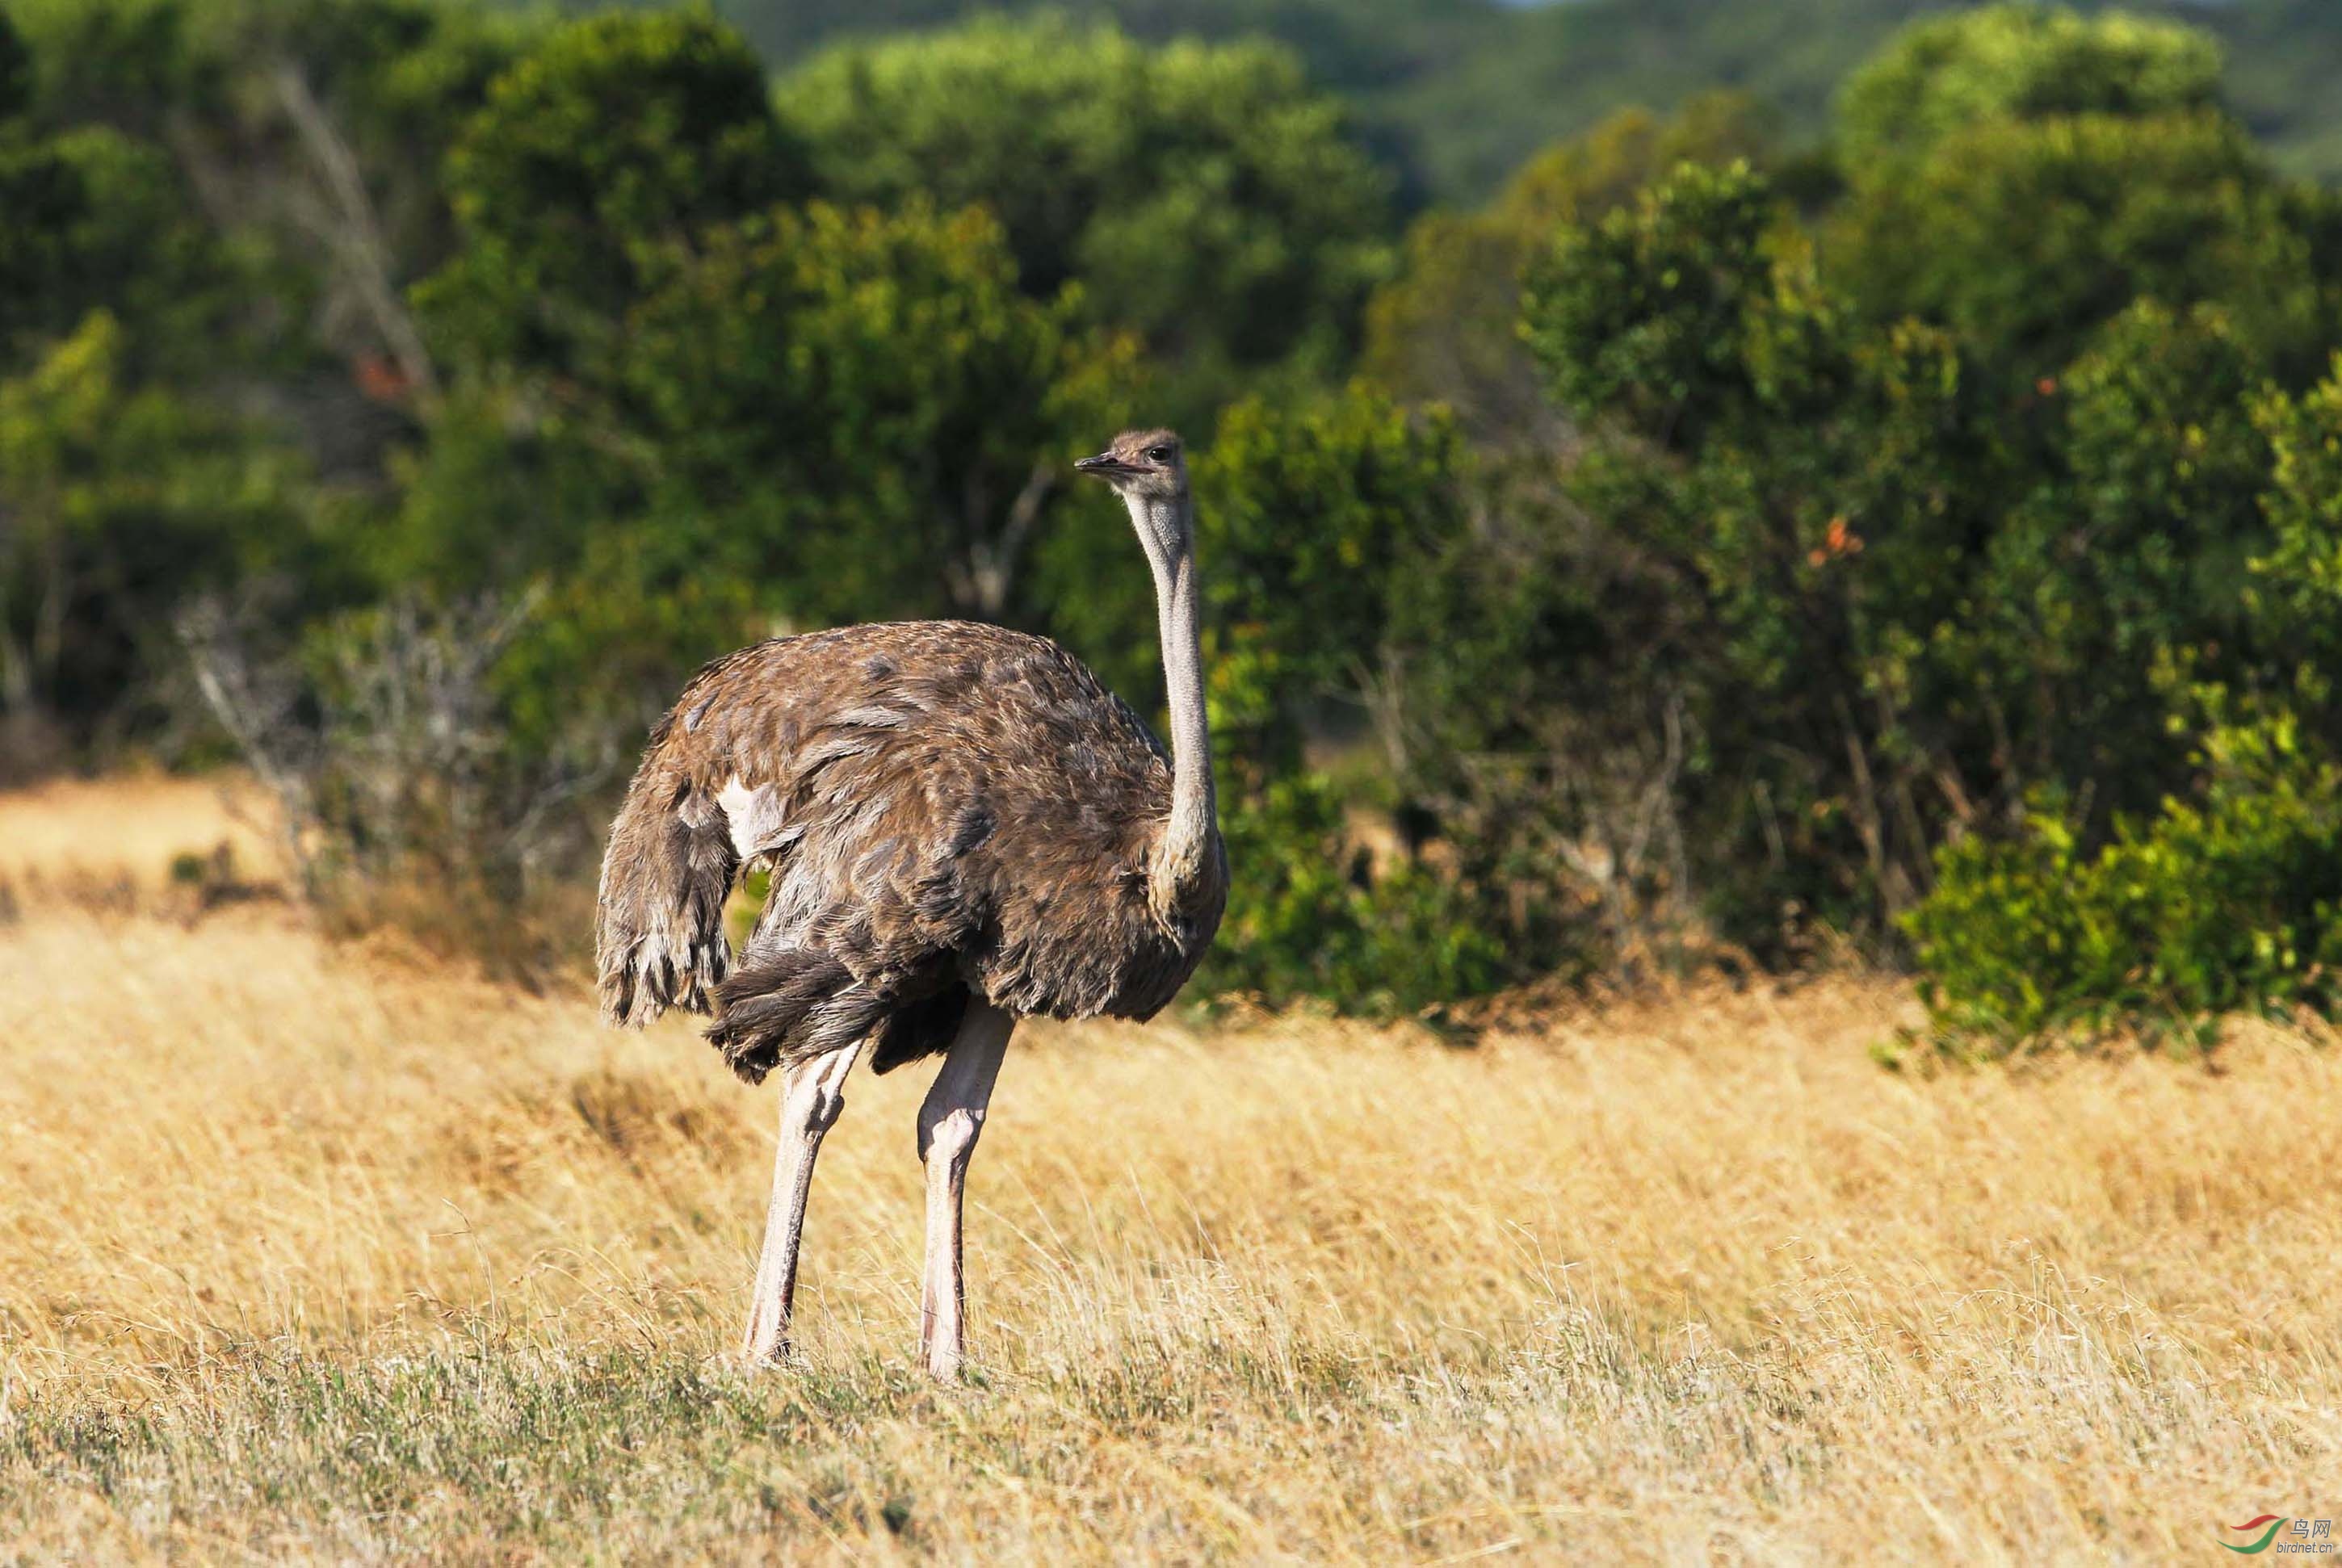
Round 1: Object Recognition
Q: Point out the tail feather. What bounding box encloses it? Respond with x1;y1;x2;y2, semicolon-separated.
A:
868;984;970;1075
596;768;739;1027
706;952;892;1084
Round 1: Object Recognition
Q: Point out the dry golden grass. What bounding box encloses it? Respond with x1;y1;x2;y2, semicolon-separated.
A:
1;780;2336;1562
0;771;282;895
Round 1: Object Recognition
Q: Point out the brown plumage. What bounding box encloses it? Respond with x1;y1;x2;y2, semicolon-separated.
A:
592;428;1225;1379
595;618;1225;1081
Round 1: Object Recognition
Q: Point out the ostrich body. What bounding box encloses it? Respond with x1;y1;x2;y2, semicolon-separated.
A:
594;430;1224;1378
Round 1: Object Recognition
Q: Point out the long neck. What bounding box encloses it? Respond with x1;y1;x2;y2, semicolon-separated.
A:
1133;494;1216;907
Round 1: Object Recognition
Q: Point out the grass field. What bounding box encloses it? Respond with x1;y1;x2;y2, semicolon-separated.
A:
1;778;2336;1562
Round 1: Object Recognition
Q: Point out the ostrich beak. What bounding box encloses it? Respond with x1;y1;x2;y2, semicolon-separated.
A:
1075;451;1132;478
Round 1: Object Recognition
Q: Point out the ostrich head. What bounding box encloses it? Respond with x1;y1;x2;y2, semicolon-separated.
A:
1076;429;1190;567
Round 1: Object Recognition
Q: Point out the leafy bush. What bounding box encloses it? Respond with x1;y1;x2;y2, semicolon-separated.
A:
1908;350;2342;1055
180;589;611;972
1200;771;1517;1017
1907;712;2342;1054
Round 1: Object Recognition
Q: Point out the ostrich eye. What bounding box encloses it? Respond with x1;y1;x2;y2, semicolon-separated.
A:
1145;445;1174;463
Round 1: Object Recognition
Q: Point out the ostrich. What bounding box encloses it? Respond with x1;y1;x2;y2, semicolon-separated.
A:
594;430;1226;1380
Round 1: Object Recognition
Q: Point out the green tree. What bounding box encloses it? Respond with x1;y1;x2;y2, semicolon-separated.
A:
422;10;804;381
1363;93;1777;444
0;9;28;121
1913;349;2342;1059
616;200;1134;631
1194;388;1466;757
1836;3;2223;170
32;127;233;375
1971;302;2280;812
1155;387;1530;1010
0;9;86;354
2252;354;2342;631
1522;161;2004;944
0;136;82;354
0;312;306;752
1832;109;2336;384
385;9;825;743
778;16;1391;410
0;9;319;757
398;195;1142;751
1827;7;2342;387
10;0;524;405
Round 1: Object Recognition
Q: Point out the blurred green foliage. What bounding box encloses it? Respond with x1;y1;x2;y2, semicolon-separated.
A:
0;311;306;744
1832;108;2340;385
672;0;2342;203
422;10;804;379
1363;91;1782;445
7;0;2342;1044
1836;2;2223;169
777;15;1391;422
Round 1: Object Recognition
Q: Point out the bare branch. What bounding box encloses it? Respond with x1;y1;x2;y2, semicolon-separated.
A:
271;63;441;405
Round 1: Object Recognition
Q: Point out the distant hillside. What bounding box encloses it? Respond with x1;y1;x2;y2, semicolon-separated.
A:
1378;0;2342;198
686;0;2342;203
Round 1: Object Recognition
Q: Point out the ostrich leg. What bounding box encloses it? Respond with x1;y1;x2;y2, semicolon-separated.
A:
741;1039;862;1365
917;1000;1014;1381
